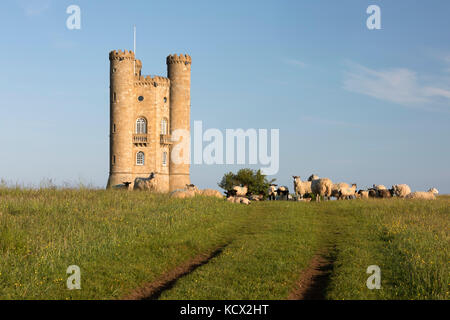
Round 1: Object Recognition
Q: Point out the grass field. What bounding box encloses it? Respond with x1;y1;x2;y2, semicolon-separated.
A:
0;187;448;300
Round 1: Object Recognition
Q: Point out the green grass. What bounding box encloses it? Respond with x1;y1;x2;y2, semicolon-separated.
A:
0;188;448;300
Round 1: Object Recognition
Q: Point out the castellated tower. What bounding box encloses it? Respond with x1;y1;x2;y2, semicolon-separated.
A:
106;50;191;192
167;54;192;191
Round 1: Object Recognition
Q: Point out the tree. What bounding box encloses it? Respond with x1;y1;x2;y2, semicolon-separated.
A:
218;168;275;197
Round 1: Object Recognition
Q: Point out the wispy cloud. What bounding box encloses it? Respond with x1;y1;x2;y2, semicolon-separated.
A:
343;62;450;111
18;0;51;17
285;59;307;68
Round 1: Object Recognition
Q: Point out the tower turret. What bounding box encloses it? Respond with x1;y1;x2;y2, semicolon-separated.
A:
107;50;136;188
167;54;191;191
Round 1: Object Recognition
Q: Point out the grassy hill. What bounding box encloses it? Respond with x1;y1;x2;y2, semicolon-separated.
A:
0;188;448;300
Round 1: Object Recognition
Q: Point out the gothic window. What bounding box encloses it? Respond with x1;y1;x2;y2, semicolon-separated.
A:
136;152;145;166
136;118;147;134
162;152;167;167
161;118;168;135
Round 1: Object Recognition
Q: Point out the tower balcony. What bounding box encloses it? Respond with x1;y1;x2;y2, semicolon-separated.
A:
133;134;149;145
160;134;173;145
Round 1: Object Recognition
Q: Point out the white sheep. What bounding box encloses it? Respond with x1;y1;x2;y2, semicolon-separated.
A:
392;184;411;198
331;182;349;199
405;190;436;200
200;189;223;198
292;176;312;199
338;183;357;200
311;178;333;202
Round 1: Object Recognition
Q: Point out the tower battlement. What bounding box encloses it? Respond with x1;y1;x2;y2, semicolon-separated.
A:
109;49;135;61
166;54;192;65
135;75;170;87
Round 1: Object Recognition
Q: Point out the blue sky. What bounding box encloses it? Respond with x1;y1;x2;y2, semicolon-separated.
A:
0;0;449;193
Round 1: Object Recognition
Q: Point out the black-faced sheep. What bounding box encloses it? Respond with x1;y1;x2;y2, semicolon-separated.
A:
277;186;290;200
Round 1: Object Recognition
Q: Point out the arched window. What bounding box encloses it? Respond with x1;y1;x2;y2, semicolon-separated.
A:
162;151;168;167
136;151;145;166
136;118;147;134
161;118;168;135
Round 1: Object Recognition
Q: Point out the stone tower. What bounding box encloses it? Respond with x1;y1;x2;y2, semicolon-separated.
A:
167;54;191;191
106;50;191;192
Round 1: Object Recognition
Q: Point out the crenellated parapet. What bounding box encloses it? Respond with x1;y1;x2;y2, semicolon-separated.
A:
135;75;170;87
109;49;135;61
166;54;192;65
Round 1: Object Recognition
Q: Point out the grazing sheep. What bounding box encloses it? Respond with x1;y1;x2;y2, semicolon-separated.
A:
277;186;290;200
357;190;369;199
311;178;333;202
293;176;312;199
200;189;223;198
392;184;411;198
406;191;436;200
268;184;278;200
232;185;248;197
134;173;157;191
378;189;393;198
331;182;349;199
338;184;357;200
368;189;378;198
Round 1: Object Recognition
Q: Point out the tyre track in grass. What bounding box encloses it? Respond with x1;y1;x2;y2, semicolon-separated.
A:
287;244;337;300
123;242;232;300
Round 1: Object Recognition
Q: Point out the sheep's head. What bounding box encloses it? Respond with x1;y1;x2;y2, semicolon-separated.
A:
308;174;319;181
428;188;439;194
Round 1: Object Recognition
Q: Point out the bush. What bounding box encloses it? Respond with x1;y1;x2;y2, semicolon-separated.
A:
218;169;275;197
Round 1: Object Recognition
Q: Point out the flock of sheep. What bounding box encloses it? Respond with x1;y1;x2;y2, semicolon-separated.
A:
116;172;440;205
290;174;439;201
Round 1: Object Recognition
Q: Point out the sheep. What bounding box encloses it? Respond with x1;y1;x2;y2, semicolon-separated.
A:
226;196;250;205
338;184;357;200
249;194;264;201
406;191;436;200
232;185;248;197
171;189;196;199
292;176;312;199
378;189;393;198
134;173;158;191
268;184;278;200
368;189;378;198
113;181;132;190
311;178;333;202
186;184;201;194
392;184;411;198
331;182;349;199
357;190;369;199
373;184;387;191
199;189;223;198
277;186;289;200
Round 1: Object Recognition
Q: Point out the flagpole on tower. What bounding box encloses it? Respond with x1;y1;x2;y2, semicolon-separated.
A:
133;25;136;75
